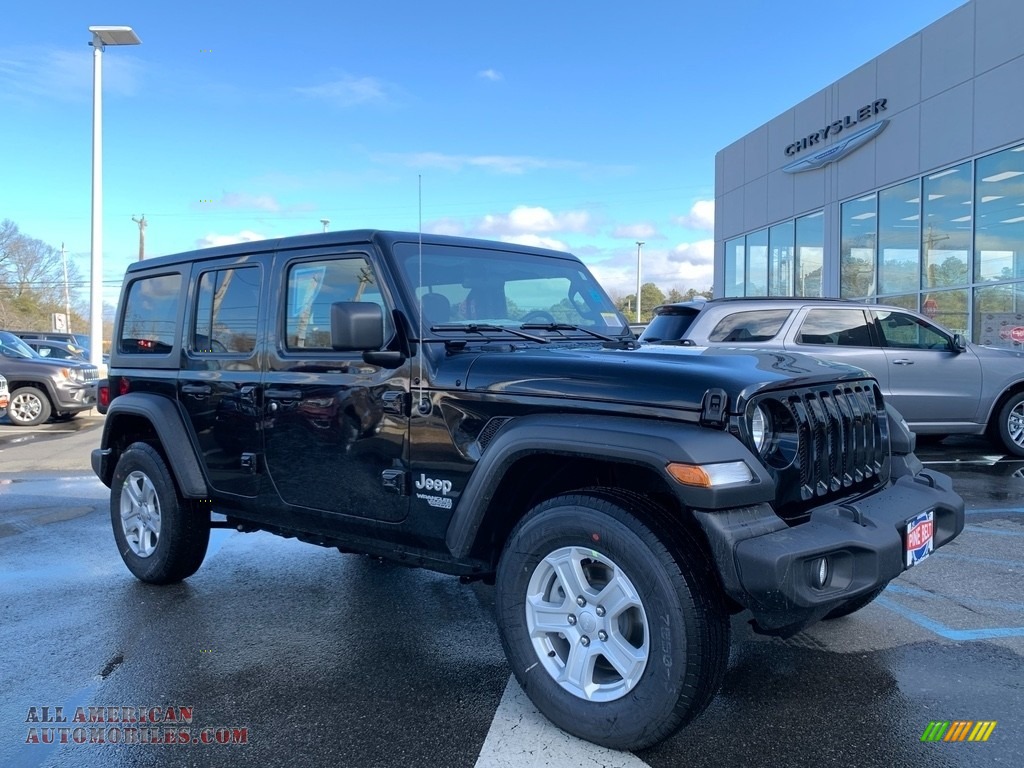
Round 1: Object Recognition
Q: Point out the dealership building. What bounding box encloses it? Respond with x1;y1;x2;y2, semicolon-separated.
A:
713;0;1024;348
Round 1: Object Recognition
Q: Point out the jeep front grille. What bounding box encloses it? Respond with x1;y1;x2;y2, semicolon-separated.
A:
756;382;888;520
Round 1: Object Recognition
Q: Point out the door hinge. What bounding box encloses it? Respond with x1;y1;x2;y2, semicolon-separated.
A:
381;469;407;495
382;391;410;416
240;452;258;474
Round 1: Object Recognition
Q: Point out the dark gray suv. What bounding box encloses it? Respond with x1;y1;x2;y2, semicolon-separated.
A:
640;297;1024;455
0;331;99;425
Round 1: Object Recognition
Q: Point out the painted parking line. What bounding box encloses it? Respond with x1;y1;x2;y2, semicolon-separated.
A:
473;677;649;768
965;507;1024;516
964;524;1024;537
876;597;1024;641
885;583;1024;613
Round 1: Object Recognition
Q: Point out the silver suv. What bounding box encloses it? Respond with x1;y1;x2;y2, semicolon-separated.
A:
640;297;1024;455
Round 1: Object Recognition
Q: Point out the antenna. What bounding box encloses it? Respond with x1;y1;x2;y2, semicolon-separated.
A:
417;175;425;413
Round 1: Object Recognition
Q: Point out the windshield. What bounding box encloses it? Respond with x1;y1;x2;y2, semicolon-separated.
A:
395;242;628;335
0;331;39;359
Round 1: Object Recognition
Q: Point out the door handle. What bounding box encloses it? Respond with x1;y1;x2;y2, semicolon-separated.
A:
266;388;303;400
892;359;914;365
181;384;212;395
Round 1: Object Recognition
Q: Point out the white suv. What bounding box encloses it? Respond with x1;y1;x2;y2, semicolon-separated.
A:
640;297;1024;455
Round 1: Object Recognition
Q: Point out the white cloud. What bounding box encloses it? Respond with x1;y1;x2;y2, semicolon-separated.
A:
611;223;659;240
0;46;141;104
498;234;568;251
675;199;715;232
668;239;714;266
378;151;584;176
478;69;503;81
477;206;591;236
196;230;268;248
586;240;714;298
295;74;391;107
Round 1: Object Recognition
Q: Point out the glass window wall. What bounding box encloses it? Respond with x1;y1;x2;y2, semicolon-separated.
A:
841;194;877;298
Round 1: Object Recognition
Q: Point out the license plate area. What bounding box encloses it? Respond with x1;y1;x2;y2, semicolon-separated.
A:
905;510;934;567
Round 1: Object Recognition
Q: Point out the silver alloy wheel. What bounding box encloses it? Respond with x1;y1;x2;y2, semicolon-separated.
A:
525;545;649;702
120;470;162;558
11;391;43;423
1008;401;1024;448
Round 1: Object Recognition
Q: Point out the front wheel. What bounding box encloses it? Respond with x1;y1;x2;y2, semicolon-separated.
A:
495;491;729;750
995;392;1024;457
110;442;210;584
8;386;52;426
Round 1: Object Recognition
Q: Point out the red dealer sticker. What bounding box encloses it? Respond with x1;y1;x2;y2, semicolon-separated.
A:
1012;327;1024;343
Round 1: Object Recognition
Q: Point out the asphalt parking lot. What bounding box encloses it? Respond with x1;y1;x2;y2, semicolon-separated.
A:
0;418;1021;767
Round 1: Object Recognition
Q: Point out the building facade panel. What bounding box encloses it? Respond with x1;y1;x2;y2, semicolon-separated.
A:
974;0;1024;74
874;104;922;189
921;2;975;99
919;81;974;172
973;55;1024;153
714;0;1024;349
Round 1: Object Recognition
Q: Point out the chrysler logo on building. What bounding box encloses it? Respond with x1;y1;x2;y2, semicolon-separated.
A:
782;99;889;173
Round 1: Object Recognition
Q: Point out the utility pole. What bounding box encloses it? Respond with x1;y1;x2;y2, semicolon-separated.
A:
321;218;330;233
132;213;147;260
635;241;645;323
60;243;71;331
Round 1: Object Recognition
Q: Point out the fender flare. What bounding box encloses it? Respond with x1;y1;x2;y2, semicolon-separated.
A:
99;392;209;497
444;413;774;559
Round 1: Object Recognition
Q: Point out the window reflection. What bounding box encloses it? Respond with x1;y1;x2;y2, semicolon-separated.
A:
841;194;877;298
724;237;745;297
975;144;1024;282
796;211;823;297
878;179;920;295
745;229;768;296
769;221;794;296
922;163;971;290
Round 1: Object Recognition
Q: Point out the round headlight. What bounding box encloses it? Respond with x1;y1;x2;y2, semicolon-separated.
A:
750;405;771;453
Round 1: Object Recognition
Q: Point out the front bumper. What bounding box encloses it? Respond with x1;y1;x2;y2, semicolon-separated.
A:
53;382;97;411
694;461;964;636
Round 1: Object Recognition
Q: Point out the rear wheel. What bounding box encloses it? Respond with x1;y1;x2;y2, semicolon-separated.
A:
495;491;729;750
8;386;52;426
110;442;209;584
995;392;1024;457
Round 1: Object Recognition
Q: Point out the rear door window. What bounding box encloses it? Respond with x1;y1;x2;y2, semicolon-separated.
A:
796;309;874;347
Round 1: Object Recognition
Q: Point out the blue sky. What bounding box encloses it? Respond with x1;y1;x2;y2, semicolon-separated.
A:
1;0;966;310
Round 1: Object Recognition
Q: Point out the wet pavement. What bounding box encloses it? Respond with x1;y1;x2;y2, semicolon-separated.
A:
0;427;1021;767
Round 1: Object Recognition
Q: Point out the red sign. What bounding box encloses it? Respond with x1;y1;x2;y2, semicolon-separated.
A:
907;520;934;550
1011;327;1024;343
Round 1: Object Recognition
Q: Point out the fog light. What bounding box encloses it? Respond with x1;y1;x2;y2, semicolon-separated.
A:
813;557;829;589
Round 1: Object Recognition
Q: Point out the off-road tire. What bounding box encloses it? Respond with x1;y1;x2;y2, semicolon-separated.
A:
495;490;729;750
110;442;209;584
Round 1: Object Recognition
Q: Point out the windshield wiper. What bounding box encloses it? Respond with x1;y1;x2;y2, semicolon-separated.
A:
430;323;550;343
521;323;640;350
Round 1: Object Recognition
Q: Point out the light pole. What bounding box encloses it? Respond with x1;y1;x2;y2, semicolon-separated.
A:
88;25;141;366
320;218;330;233
635;241;644;323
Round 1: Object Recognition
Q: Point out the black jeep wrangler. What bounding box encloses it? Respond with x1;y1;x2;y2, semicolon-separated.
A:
92;230;963;750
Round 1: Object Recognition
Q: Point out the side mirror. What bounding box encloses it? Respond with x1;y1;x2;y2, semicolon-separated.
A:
951;333;967;353
330;302;384;351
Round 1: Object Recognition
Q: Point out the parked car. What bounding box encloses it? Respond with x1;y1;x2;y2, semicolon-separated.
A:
639;297;1024;455
91;230;962;750
12;330;91;352
0;373;9;419
0;331;99;425
24;338;88;362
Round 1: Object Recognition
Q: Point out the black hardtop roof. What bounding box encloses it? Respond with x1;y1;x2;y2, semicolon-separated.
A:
124;230;577;273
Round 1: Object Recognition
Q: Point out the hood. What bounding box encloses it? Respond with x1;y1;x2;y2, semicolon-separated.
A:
461;343;874;412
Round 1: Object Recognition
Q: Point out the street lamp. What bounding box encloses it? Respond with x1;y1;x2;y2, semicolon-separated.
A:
88;25;141;367
321;218;330;233
635;241;644;323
